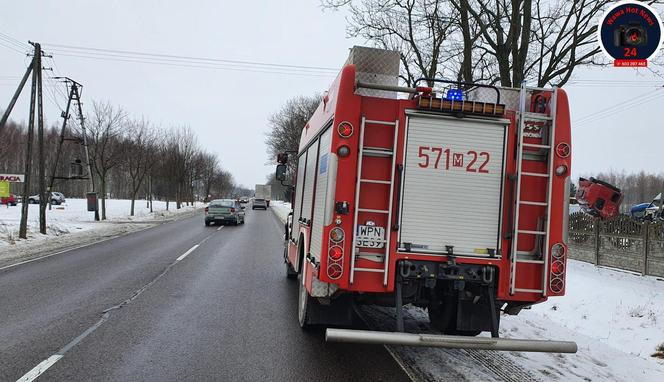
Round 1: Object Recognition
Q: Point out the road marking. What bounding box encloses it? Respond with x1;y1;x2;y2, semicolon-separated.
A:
15;226;215;381
176;244;199;262
217;226;223;231
16;355;63;382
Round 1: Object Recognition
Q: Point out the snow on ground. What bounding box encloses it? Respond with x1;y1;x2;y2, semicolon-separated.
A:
271;200;292;223
0;198;203;267
270;203;664;381
498;260;664;381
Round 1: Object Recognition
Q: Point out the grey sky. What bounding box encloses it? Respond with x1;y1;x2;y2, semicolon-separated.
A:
1;1;663;187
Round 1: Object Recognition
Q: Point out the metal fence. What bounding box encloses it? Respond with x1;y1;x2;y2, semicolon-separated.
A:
568;212;664;277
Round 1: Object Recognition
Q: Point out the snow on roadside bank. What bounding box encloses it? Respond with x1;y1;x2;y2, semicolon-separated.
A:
0;199;203;266
270;202;664;380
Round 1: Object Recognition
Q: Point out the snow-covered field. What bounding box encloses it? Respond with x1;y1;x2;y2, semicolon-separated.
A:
0;198;203;266
270;201;664;381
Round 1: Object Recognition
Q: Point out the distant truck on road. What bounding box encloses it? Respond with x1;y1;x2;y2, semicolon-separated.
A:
255;184;271;207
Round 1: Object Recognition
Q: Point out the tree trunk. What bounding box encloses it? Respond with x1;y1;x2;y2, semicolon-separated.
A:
130;193;136;216
100;178;107;220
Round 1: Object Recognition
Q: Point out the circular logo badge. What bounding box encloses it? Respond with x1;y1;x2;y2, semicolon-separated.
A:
598;1;663;67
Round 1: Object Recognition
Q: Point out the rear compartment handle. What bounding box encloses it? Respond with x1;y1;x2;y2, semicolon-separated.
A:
392;164;404;231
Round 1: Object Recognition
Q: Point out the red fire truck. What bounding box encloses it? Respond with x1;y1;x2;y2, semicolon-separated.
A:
276;47;576;352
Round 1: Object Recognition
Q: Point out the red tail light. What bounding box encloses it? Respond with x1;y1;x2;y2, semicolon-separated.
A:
549;243;567;293
204;207;209;213
230;208;235;213
329;246;343;260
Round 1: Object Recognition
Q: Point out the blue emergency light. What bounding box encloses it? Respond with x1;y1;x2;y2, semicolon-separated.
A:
445;88;464;101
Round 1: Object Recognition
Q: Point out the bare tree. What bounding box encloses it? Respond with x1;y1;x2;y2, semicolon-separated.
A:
265;94;320;175
322;0;664;87
87;101;126;220
121;118;159;216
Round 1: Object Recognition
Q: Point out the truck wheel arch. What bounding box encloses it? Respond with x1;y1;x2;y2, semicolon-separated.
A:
296;233;307;273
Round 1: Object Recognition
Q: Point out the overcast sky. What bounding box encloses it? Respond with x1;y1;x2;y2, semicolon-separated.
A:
1;1;663;188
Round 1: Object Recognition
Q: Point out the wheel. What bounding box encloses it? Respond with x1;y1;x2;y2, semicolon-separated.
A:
298;274;313;328
28;198;36;204
205;220;210;226
241;216;246;224
286;261;298;279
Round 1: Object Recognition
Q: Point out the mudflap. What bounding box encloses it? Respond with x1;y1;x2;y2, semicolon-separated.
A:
456;293;499;334
308;294;354;327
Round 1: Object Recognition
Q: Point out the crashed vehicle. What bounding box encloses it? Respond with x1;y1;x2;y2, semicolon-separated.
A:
576;177;624;219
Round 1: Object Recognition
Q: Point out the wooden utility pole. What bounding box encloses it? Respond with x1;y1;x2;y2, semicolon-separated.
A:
35;42;47;234
19;49;39;239
0;59;33;129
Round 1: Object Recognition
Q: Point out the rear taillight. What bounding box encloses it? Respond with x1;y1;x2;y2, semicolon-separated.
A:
329;246;343;260
327;228;345;280
230;208;235;213
204;207;209;213
549;243;567;293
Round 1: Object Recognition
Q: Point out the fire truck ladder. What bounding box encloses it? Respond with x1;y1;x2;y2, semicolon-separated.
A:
510;84;558;296
350;117;399;286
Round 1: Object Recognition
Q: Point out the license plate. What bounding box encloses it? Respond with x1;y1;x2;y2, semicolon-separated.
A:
356;225;385;248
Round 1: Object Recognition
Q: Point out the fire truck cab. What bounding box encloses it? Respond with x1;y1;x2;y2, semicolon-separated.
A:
276;47;574;350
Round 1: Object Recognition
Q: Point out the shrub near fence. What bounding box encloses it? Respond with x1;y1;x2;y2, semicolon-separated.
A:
568;212;664;277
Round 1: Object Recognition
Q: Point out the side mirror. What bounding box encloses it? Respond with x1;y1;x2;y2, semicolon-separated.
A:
276;164;287;181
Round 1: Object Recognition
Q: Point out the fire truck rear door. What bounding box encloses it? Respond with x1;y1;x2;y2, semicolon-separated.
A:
398;113;508;257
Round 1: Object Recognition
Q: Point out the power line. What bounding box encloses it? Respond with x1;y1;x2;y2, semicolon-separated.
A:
42;42;339;72
574;88;664;128
42;51;337;78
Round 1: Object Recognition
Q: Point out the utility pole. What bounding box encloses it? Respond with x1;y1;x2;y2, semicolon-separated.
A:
48;82;75;211
0;58;34;129
34;42;47;235
1;49;37;239
18;48;39;239
71;80;99;221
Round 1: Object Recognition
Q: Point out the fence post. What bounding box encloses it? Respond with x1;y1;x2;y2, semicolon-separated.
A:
594;218;600;265
643;220;649;276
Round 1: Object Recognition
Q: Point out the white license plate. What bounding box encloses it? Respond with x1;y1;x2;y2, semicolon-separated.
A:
356;225;385;248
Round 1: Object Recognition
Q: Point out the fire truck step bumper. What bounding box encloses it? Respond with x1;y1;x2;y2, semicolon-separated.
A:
325;329;578;353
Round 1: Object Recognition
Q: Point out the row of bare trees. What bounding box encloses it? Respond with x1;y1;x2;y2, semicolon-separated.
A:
323;0;664;87
0;100;235;220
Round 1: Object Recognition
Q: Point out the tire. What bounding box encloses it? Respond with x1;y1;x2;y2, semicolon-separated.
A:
28;198;36;204
286;261;298;279
205;220;211;226
298;274;313;328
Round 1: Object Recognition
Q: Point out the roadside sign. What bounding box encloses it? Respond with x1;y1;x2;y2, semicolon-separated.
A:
0;181;9;198
0;174;25;182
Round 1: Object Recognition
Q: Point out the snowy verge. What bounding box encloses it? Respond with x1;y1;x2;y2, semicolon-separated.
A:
0;199;203;268
271;203;664;381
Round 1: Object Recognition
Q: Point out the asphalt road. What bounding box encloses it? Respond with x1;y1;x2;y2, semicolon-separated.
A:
0;207;410;381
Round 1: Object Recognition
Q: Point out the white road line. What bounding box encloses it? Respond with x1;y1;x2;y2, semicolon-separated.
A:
16;355;63;382
217;226;224;231
176;244;199;262
15;228;215;381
